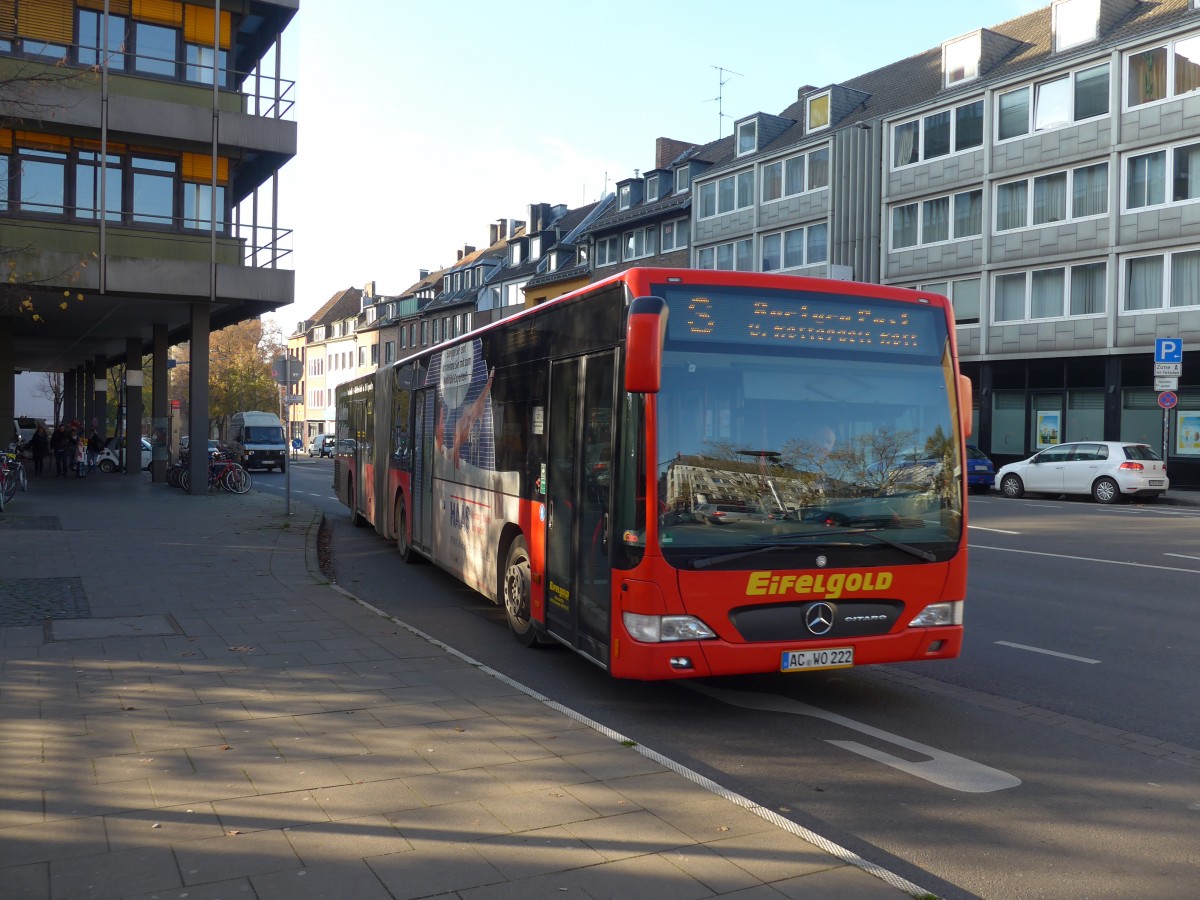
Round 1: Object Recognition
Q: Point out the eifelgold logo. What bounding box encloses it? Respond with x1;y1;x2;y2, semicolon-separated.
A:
745;570;893;600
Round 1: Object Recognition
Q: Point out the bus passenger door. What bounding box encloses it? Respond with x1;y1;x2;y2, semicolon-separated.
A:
545;352;615;666
411;388;435;554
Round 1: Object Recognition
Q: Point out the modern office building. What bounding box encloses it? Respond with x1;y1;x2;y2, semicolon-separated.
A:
682;0;1200;484
0;0;296;486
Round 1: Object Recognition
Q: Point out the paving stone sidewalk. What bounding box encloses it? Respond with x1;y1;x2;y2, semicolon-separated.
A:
0;476;921;899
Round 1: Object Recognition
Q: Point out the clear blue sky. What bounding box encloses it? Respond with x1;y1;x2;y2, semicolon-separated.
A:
279;0;1039;322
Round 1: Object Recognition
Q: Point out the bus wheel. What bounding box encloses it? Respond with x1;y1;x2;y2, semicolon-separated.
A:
395;496;419;564
502;537;541;647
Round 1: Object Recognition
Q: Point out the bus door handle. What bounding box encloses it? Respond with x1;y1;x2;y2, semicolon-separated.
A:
601;513;608;551
548;499;554;528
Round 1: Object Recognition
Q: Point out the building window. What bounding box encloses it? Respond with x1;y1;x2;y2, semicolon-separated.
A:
623;226;658;261
675;166;689;193
737;119;758;156
1053;0;1100;53
78;10;127;69
761;150;820;202
618;184;632;210
1126;35;1200;108
697;239;754;271
385;341;395;363
134;21;179;77
995;162;1107;231
808;148;829;189
943;33;980;87
130;155;177;225
807;92;831;132
645;174;659;202
1123;248;1200;311
1126;150;1166;209
697;170;754;219
890;189;982;250
760;223;827;270
595;236;620;266
995;261;1108;322
661;218;688;252
996;63;1109;141
16;148;67;215
921;277;982;325
371;344;379;363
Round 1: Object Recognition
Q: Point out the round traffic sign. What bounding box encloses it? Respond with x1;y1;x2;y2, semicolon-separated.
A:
1158;391;1178;409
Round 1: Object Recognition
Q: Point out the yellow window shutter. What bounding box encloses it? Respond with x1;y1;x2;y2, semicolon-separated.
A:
0;0;15;37
182;152;229;185
78;0;133;13
132;0;182;26
184;4;230;48
15;0;73;43
0;129;13;152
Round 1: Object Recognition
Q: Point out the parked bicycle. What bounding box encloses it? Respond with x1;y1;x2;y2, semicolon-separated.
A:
1;448;29;512
173;449;251;494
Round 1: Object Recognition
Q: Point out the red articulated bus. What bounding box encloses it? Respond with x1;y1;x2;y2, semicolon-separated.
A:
335;268;972;680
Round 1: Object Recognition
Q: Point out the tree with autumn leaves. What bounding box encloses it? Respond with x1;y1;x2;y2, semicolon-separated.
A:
168;319;286;439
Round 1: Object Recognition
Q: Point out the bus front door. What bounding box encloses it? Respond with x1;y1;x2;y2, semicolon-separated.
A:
411;388;434;555
545;353;615;666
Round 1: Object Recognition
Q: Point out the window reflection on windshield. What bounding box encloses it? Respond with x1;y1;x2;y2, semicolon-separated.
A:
655;348;962;557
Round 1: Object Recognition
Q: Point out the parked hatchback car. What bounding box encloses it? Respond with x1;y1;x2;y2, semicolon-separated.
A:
97;437;152;473
994;441;1168;504
965;445;996;494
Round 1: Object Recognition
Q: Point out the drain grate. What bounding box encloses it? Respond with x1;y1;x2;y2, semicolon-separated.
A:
0;577;90;627
0;516;63;531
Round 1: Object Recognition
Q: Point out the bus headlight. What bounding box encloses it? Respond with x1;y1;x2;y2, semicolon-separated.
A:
908;601;963;628
622;612;716;642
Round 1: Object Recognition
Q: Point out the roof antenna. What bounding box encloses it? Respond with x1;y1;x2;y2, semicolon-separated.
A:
705;65;743;139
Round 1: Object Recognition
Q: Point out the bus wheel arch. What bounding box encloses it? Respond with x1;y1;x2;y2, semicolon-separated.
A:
500;531;542;647
394;492;420;564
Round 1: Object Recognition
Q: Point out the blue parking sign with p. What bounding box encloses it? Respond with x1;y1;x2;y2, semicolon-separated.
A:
1155;338;1183;363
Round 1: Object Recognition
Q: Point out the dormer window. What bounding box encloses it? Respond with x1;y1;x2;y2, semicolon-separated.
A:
530;236;541;257
510;242;524;265
943;33;981;87
736;119;758;156
645;174;660;202
806;92;830;133
619;184;632;210
674;166;689;193
1053;0;1100;53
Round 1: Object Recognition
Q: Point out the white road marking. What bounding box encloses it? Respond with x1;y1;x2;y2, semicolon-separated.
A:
687;683;1021;793
1164;553;1200;561
971;544;1200;574
967;525;1020;534
995;641;1100;664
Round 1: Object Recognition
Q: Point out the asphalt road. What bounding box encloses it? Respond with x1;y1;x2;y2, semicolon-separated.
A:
254;465;1200;899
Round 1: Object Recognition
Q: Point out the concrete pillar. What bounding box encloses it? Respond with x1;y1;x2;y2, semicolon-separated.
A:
93;355;109;440
0;327;14;446
188;303;211;494
151;324;169;483
125;338;143;476
74;365;86;423
84;361;95;430
63;369;77;427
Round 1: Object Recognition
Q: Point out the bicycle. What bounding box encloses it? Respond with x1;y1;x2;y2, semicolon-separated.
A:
1;448;29;512
178;451;251;494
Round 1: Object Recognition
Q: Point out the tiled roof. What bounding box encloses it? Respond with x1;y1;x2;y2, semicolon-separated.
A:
582;193;691;236
524;261;589;290
308;287;362;327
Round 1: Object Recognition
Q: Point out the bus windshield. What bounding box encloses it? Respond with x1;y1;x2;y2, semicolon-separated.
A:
653;284;963;568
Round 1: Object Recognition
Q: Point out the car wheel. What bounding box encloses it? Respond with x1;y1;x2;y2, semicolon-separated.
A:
1000;473;1025;498
99;459;115;473
1092;477;1120;504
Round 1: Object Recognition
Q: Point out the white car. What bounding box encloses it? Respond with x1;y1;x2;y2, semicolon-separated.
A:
97;437;152;473
994;441;1168;504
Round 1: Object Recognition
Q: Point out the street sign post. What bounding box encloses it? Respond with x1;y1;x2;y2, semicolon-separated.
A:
1153;340;1183;464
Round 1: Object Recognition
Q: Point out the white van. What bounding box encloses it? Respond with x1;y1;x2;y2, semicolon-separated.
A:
227;411;287;472
308;433;334;458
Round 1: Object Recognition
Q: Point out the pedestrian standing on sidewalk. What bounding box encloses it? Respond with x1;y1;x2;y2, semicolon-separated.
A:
31;424;50;476
66;428;84;478
86;429;103;474
50;423;69;477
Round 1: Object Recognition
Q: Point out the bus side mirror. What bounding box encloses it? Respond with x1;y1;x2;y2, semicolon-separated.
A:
959;374;973;439
625;296;668;394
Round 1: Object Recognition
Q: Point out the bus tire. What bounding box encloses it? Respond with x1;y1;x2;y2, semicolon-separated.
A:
502;536;541;647
395;495;420;564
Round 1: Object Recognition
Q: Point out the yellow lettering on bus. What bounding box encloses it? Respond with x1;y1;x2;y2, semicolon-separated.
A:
745;570;895;599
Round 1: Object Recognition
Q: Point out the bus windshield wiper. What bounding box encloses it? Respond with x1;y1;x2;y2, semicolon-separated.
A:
691;526;937;569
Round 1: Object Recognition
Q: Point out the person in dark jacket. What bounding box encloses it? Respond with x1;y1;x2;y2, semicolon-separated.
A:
30;424;50;476
86;430;103;474
50;423;69;477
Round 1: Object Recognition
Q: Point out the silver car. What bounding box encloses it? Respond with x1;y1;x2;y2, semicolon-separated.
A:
994;441;1168;504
